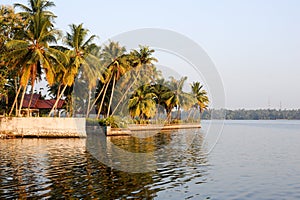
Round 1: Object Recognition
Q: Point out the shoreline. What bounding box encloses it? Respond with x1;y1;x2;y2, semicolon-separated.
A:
104;123;201;136
0;117;201;138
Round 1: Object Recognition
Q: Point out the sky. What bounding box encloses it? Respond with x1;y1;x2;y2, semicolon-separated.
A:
2;0;300;109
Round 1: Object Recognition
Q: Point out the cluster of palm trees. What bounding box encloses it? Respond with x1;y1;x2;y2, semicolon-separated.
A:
0;0;209;124
125;77;210;123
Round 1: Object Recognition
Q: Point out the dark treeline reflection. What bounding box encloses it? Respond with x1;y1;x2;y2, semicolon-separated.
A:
0;131;208;199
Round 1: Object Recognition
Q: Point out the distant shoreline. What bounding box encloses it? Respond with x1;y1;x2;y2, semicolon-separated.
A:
201;109;300;120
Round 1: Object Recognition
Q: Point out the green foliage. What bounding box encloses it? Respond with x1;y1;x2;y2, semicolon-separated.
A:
128;84;157;119
171;119;181;124
191;81;209;113
86;116;129;128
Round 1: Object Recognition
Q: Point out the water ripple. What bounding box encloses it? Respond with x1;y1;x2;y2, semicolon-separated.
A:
0;131;208;199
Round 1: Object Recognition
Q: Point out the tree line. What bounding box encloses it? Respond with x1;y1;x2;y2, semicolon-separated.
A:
201;109;300;120
0;0;209;126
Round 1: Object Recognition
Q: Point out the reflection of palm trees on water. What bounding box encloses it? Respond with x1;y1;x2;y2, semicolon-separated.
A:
0;131;208;199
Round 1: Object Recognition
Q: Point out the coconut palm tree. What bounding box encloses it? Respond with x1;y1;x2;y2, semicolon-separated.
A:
0;5;25;50
152;78;170;119
49;23;101;116
191;81;209;116
6;0;66;116
14;0;55;18
161;76;194;123
0;5;26;116
110;45;158;116
128;84;157;121
130;45;157;68
82;44;103;117
96;41;127;118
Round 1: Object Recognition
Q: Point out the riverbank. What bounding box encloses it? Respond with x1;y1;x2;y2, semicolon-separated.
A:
106;123;201;136
0;117;201;138
0;117;86;138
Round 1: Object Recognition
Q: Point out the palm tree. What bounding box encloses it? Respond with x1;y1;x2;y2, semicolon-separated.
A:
0;5;25;50
191;81;209;119
161;76;194;123
128;84;157;121
96;41;126;118
130;45;158;68
6;0;66;116
110;45;158;116
152;78;170;119
106;55;130;117
0;5;26;116
83;44;103;117
14;0;55;17
49;23;100;116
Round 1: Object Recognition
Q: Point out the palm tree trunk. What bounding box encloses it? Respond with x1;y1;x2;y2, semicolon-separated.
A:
55;83;62;117
167;111;172;124
49;84;68;117
107;76;116;117
111;77;136;116
57;83;62;100
192;108;198;122
198;108;202;122
9;86;22;117
15;78;19;116
86;89;91;117
27;82;35;117
18;85;27;117
177;105;181;120
165;108;172;124
97;75;112;119
86;82;105;117
187;108;193;121
69;94;73;117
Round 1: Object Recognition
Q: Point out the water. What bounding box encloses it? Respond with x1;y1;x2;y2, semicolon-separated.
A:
0;120;300;199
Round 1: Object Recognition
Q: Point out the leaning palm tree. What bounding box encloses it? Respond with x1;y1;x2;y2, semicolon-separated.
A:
49;23;101;116
110;45;158;116
106;55;130;117
6;0;66;116
83;44;103;117
96;41;126;118
191;81;209;118
162;76;194;123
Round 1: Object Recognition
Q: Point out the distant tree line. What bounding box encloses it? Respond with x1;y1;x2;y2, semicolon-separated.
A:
201;109;300;120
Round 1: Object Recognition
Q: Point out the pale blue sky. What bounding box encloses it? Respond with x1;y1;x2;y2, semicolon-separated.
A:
3;0;300;109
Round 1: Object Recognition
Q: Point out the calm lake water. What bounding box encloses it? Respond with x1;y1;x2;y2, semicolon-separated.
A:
1;120;300;199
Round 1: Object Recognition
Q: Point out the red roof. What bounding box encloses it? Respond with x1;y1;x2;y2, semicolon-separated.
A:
22;94;64;109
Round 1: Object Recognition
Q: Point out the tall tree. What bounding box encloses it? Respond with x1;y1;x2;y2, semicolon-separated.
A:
49;23;101;116
110;45;158;116
0;5;25;116
5;0;66;116
96;41;126;118
162;76;194;122
191;81;209;117
152;78;170;119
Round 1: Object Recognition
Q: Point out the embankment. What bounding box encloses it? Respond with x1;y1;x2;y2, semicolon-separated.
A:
0;117;86;138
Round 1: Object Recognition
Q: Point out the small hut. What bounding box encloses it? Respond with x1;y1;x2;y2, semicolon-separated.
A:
22;94;65;117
